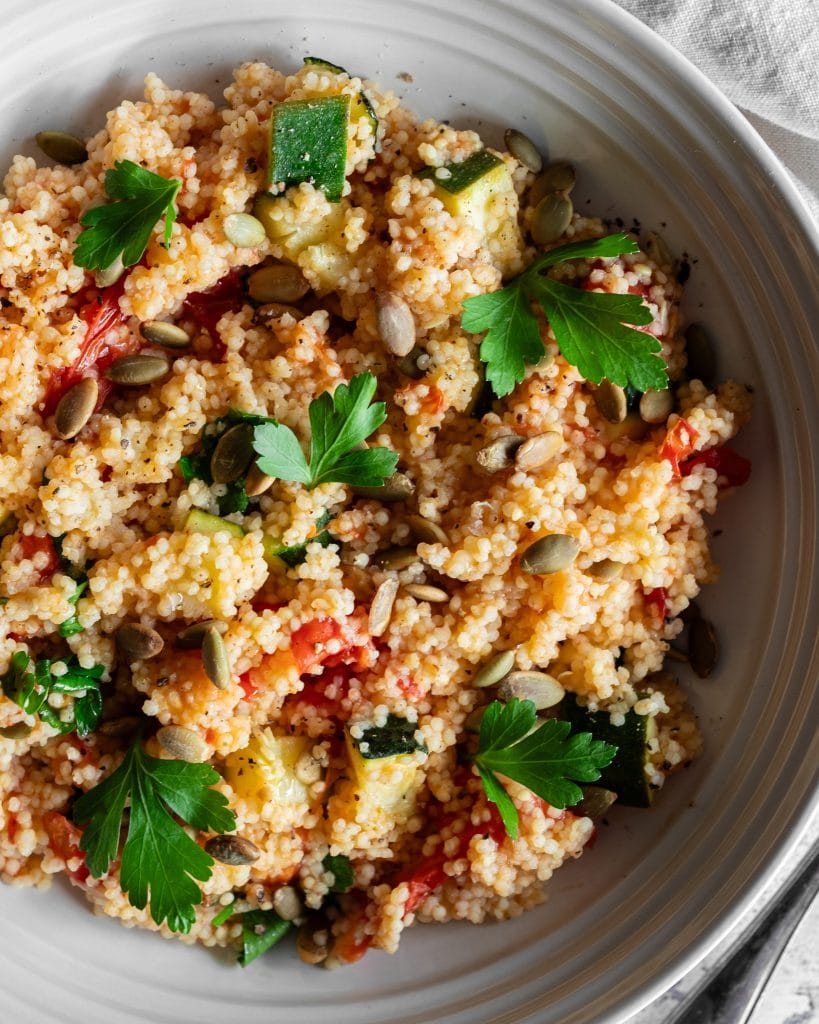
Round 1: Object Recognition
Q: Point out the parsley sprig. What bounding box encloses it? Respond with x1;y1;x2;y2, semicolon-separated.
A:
1;651;103;737
73;159;181;272
73;735;236;933
252;372;398;489
461;233;665;397
472;699;617;839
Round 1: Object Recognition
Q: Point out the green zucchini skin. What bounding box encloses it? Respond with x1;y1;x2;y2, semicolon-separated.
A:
418;150;504;194
355;714;427;759
267;95;351;202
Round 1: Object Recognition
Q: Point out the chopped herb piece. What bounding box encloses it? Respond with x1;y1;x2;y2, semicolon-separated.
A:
73;734;235;933
73;160;181;272
252;372;398;490
1;651;104;737
268;510;334;567
461;233;665;397
322;853;354;893
58;580;87;638
211;898;237;927
472;699;617;839
356;714;427;759
239;909;291;966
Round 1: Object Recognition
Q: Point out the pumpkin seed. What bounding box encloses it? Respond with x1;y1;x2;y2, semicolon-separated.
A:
94;255;125;289
574;786;618;820
368;577;399;637
253;302;304;324
210;423;254;484
156;725;209;762
115;622;164;662
532;192;573;245
498;670;565;709
245;462;275;497
464;704;488;733
642;231;673;268
106;354;170;386
353;471;414;502
35;130;87;165
406;514;449;546
403;583;449;604
273;885;304;921
639;388;674;425
376;292;416;357
374;546;420;571
592;380;627;424
587;558;625;581
514;431;562;471
685;323;717;385
680;601;701;624
205;834;261;866
504;128;543;173
247;263;310;303
521;534;579;575
689;617;719;678
476;434;523;473
473;649;517;689
296;921;330;965
396;346;426;380
223;212;266;248
54;377;98;440
665;645;689;664
0;722;33;740
530;161;576;205
176;619;229;648
202;625;231;689
603;412;650;443
97;715;142;738
140;320;191;349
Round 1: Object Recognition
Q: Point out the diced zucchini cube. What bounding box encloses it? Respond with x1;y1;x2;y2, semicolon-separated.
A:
267;95;350;202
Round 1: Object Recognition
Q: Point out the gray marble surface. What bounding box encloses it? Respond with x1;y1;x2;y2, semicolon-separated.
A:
629;814;819;1023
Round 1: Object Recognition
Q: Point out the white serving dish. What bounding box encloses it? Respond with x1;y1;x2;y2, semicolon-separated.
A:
2;1;818;1022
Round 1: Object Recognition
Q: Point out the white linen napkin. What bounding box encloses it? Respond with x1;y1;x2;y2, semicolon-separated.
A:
615;0;819;219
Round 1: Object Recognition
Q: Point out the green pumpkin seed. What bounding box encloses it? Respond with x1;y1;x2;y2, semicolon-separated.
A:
296;921;330;965
592;380;628;424
273;885;304;921
406;514;449;546
247;264;310;304
639;388;674;425
689;617;718;678
521;534;579;575
210;423;254;485
680;601;701;624
54;377;98;440
514;431;562;471
604;411;649;443
156;725;210;762
530;161;576;205
403;583;449;604
245;462;275;497
115;622;165;662
0;722;33;740
396;346;426;380
353;471;414;502
574;786;618;820
368;577;399;637
140;320;191;349
532;193;573;245
476;434;524;473
106;354;170;386
251;191;283;242
176;619;229;649
464;704;488;732
498;670;565;709
223;212;267;248
473;649;517;689
374;546;420;571
94;255;125;289
35;130;87;165
202;625;231;689
504;128;543;173
97;715;142;738
205;834;261;866
685;324;717;385
587;558;625;581
376;292;416;357
253;302;304;324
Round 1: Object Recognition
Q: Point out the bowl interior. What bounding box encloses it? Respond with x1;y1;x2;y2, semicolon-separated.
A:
2;2;819;1023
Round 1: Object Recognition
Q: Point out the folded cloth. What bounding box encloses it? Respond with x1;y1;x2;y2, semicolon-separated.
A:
615;0;819;218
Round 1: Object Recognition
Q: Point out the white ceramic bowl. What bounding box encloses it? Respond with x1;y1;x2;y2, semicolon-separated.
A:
2;1;818;1021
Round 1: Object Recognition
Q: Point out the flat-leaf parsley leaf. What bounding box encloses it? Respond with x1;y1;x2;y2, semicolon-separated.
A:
73;159;181;272
252;372;398;489
472;699;617;839
73;735;236;933
461;233;664;397
1;650;104;737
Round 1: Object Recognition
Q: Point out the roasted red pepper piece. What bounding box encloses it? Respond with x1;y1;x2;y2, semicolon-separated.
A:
181;268;245;359
660;418;698;478
680;444;751;487
43;811;90;884
18;534;60;583
644;586;668;621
